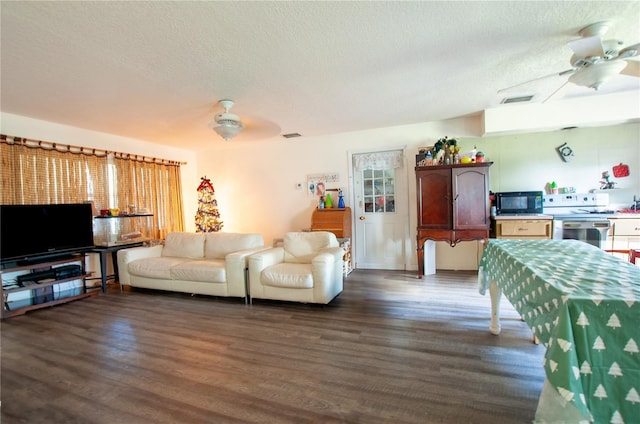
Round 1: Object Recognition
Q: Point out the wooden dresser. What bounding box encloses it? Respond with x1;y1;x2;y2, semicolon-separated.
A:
311;207;352;275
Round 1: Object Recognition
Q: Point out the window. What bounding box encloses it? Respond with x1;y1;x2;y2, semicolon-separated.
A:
362;168;395;213
1;136;184;237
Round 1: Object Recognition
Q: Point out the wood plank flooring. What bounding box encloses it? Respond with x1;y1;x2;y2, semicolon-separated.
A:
1;269;546;423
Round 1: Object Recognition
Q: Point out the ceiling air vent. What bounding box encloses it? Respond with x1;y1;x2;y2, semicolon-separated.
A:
501;95;534;104
282;133;302;138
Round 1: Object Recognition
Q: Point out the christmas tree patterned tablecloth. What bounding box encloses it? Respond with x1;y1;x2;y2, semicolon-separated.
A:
479;239;640;424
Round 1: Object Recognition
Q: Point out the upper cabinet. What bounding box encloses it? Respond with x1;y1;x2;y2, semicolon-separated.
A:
415;163;492;277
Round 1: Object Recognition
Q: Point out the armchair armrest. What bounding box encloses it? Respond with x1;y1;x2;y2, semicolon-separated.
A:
311;247;344;303
225;246;270;297
312;246;344;278
226;246;271;269
248;247;285;295
248;247;285;272
117;245;163;285
313;247;344;265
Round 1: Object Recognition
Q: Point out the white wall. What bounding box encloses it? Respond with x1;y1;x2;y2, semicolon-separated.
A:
472;123;640;210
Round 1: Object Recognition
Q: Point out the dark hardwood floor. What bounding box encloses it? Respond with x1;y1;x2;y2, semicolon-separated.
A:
1;269;545;423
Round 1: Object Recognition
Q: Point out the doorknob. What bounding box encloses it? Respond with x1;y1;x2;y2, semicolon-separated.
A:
359;216;366;220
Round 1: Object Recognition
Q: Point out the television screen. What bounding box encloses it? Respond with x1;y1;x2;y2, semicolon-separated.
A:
0;203;94;264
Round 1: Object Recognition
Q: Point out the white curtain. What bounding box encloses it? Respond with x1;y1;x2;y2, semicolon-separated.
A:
353;150;403;171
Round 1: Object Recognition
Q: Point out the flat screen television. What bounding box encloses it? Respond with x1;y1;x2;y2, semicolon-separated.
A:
0;203;94;266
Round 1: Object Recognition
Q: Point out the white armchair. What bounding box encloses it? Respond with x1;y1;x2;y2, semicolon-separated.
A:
248;231;344;304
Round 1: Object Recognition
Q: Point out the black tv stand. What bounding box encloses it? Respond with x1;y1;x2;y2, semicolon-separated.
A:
1;253;96;319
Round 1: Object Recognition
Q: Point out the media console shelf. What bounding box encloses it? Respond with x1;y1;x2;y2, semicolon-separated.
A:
1;253;96;319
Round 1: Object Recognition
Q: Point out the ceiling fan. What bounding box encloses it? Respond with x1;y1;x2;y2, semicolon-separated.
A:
500;21;640;99
208;99;282;142
209;99;244;141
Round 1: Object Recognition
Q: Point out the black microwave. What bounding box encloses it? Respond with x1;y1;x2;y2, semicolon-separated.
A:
495;191;544;215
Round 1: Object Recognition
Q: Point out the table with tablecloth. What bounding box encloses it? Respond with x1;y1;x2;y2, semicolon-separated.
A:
478;239;640;423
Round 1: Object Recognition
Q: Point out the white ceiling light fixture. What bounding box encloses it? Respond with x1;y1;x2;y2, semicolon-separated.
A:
568;59;628;90
210;99;244;141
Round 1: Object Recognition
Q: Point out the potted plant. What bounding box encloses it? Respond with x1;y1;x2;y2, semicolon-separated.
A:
433;136;459;164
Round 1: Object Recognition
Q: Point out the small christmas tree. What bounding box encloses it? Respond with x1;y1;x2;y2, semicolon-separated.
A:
195;176;223;232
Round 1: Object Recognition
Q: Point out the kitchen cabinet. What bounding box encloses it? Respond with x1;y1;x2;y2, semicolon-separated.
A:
494;218;553;240
416;162;492;277
607;217;640;261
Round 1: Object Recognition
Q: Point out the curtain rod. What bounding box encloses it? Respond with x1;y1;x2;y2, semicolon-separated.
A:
0;134;187;166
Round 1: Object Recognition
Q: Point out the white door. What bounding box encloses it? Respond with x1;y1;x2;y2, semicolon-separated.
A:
352;150;409;269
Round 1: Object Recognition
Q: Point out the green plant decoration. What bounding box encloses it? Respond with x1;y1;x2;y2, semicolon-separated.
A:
433;136;458;156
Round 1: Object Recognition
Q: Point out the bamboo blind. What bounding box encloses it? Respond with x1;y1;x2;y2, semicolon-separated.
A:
1;135;185;236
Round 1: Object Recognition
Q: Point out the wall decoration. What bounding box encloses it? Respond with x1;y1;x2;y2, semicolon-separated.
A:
612;163;629;178
599;171;617;190
556;142;574;162
307;173;339;197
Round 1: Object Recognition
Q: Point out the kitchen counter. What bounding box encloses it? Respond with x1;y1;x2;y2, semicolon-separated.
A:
611;212;640;218
493;214;553;220
494;213;639;220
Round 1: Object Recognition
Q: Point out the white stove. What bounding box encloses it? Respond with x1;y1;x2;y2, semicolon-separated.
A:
543;193;611;248
543;193;612;218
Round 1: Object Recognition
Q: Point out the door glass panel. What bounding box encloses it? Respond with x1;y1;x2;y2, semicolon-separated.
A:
362;167;395;213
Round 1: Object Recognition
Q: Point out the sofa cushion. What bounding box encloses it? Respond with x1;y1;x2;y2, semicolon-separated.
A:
261;263;313;288
204;232;264;259
171;259;226;283
162;233;205;258
283;231;338;264
128;256;188;279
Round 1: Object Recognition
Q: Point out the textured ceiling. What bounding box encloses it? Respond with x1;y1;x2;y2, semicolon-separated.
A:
1;1;639;150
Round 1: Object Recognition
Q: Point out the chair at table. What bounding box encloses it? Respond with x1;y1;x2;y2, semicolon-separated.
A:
248;231;344;304
630;249;640;265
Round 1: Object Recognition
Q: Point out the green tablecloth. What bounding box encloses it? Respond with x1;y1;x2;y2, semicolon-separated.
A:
479;239;640;423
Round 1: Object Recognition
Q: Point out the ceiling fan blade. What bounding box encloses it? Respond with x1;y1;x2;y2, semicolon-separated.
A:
621;59;640;77
619;43;640;58
568;35;605;58
497;69;574;93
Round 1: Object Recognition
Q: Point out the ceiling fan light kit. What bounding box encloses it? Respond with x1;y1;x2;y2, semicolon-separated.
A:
212;122;243;141
568;59;628;90
210;99;244;141
565;21;639;90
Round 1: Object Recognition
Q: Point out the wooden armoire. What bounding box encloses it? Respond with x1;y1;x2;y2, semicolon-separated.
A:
415;163;492;277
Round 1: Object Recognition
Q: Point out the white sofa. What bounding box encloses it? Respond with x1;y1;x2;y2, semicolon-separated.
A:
117;232;266;301
248;231;344;304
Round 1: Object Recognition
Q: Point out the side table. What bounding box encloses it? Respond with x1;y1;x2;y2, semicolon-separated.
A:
90;241;145;292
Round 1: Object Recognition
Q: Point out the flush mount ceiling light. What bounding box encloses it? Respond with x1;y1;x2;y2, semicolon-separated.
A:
209;99;244;141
